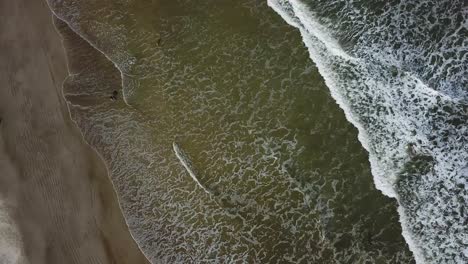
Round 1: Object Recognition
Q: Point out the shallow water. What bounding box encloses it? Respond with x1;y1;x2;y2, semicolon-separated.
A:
44;0;453;262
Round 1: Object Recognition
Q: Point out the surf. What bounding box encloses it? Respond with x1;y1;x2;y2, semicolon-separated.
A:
268;0;468;263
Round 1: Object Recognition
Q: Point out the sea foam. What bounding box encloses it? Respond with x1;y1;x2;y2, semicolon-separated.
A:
0;207;22;264
268;0;468;263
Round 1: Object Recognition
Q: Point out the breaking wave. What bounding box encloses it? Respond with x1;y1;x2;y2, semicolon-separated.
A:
268;0;468;263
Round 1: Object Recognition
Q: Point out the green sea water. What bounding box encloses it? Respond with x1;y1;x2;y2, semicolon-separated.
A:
54;0;414;262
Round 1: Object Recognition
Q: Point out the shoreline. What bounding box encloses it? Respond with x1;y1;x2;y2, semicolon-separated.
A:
30;0;422;262
0;0;150;263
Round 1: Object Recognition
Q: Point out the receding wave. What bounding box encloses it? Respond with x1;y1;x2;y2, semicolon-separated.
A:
268;0;468;263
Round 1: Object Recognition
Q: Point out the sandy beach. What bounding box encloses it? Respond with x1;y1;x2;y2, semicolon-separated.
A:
0;0;150;263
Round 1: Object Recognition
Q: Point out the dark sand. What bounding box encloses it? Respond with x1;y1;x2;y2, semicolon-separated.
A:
0;0;150;263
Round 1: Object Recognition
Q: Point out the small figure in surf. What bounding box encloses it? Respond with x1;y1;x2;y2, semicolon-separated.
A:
406;143;417;157
390;66;398;77
109;90;118;101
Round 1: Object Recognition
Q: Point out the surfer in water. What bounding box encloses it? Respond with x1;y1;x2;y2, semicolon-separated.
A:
110;90;118;101
406;143;417;157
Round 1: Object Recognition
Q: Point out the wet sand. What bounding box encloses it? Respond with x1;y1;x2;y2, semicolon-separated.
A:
0;0;150;263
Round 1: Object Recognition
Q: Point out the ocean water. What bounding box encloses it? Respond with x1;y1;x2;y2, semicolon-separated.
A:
49;0;466;263
268;0;468;263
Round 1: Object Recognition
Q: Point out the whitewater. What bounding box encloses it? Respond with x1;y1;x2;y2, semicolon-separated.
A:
268;0;467;263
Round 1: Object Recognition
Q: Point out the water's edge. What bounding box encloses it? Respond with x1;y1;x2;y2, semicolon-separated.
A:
45;2;152;261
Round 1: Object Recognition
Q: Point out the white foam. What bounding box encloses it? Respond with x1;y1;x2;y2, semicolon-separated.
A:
173;142;212;195
268;0;395;197
0;205;23;264
268;0;468;263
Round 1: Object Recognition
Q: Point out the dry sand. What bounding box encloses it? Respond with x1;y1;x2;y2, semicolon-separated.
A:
0;0;150;263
